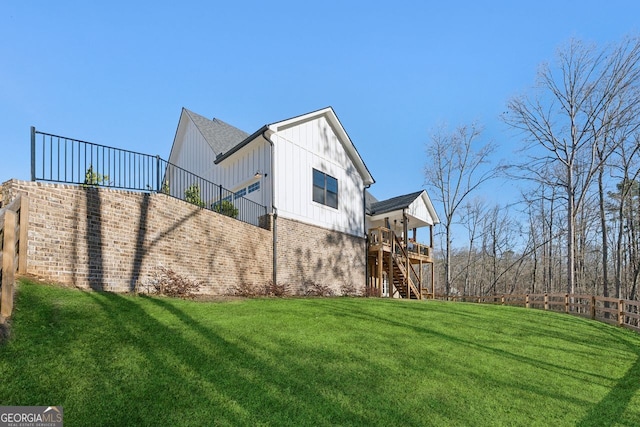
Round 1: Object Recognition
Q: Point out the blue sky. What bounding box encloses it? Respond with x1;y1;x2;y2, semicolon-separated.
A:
1;1;639;206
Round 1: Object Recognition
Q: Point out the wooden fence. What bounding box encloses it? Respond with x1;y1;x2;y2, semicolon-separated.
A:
435;293;640;333
0;195;28;323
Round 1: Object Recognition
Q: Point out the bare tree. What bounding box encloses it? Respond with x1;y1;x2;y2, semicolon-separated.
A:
459;198;486;295
424;123;500;296
522;186;553;294
609;134;640;298
504;37;640;294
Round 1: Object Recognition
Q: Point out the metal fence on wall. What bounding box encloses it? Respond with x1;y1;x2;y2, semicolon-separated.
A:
31;127;268;228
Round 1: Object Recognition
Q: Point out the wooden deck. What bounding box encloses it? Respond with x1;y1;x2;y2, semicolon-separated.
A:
366;227;435;299
368;227;433;263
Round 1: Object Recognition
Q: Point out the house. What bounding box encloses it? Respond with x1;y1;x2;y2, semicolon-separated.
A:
168;107;440;298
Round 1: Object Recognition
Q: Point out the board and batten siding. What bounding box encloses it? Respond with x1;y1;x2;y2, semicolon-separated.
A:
216;139;271;207
171;118;218;182
167;118;219;203
170;118;271;208
272;116;365;237
408;196;436;225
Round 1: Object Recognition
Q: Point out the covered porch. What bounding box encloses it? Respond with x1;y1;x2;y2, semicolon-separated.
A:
365;190;439;299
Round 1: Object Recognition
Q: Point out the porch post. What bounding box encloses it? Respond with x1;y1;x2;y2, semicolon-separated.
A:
431;261;435;297
388;242;394;298
377;249;383;297
419;259;423;299
403;210;408;294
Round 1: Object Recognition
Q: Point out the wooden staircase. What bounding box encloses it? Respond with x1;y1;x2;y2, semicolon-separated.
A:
367;226;434;299
387;235;422;299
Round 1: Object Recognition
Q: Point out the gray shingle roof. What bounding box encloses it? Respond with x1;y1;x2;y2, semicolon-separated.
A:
184;109;249;156
364;190;379;215
369;190;424;216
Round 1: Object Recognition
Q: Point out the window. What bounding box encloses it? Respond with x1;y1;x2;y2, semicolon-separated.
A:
248;181;260;193
234;188;247;200
312;169;338;209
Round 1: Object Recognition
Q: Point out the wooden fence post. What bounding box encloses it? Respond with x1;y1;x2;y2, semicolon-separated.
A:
544;293;549;311
501;295;505;305
1;210;17;320
619;300;625;327
525;294;529;309
591;296;596;320
565;294;569;313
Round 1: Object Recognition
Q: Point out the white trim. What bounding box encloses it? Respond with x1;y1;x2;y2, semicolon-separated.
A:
267;107;374;186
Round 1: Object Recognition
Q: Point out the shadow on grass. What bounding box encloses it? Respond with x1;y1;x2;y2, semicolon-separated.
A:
576;327;640;427
6;284;640;426
311;298;637;418
79;291;272;425
80;292;398;426
316;299;603;377
139;295;416;426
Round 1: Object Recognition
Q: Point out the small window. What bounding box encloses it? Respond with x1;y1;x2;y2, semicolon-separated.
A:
248;181;260;193
234;188;247;200
312;169;338;209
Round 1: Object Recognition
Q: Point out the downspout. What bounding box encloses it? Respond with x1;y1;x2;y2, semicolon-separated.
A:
263;130;278;286
363;184;372;295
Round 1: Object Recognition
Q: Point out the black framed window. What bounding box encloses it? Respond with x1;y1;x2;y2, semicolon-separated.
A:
248;181;260;193
312;168;338;209
234;188;247;199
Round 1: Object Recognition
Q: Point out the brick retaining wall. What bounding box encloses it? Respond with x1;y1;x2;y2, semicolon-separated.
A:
1;180;366;295
2;180;272;293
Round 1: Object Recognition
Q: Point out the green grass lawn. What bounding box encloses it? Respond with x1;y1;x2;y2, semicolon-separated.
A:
1;279;639;426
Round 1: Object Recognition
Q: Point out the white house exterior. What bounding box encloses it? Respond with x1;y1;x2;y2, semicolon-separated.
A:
169;107;374;237
168;106;439;297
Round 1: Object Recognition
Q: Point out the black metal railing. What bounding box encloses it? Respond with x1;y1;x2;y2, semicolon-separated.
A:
158;159;268;227
31;127;268;228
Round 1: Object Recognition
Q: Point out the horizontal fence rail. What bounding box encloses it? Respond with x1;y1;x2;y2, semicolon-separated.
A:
436;293;640;334
31;127;268;228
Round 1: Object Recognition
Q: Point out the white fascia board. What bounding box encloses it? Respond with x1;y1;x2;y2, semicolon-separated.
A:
420;190;440;225
167;108;190;164
268;107;374;186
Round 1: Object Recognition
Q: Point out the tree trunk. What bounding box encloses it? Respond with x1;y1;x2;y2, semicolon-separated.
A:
616;199;625;299
445;224;452;296
598;166;609;297
567;171;576;295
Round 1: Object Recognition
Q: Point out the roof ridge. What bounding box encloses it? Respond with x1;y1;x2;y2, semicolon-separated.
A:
183;108;250;155
369;190;426;215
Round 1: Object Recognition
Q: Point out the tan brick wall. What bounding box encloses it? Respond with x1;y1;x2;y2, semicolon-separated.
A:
2;180;272;294
275;216;366;295
1;180;367;296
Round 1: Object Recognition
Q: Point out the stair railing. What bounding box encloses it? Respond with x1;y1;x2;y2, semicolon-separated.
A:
391;232;422;299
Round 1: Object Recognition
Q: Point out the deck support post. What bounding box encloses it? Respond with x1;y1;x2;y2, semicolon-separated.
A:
377;249;383;297
388;243;394;298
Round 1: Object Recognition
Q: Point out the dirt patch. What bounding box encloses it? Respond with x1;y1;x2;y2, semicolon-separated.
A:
190;294;246;303
19;273;248;302
18;273;76;288
134;292;246;303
